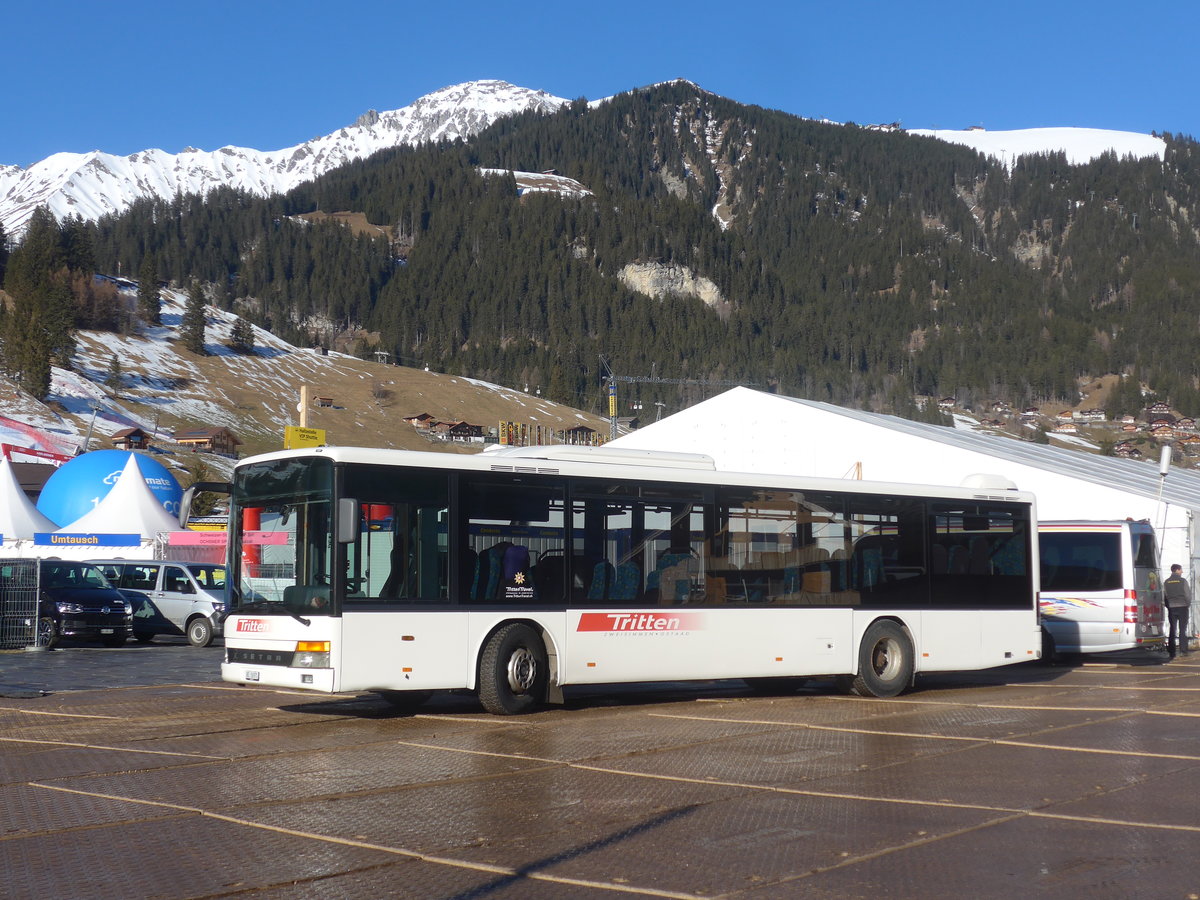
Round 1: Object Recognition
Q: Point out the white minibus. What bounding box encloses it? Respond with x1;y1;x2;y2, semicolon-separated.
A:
1038;520;1164;655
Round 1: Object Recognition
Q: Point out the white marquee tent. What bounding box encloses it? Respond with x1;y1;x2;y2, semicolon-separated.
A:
0;458;57;543
612;388;1200;582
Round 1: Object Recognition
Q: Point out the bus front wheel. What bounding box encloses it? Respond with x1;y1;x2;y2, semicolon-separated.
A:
850;620;914;698
478;623;548;715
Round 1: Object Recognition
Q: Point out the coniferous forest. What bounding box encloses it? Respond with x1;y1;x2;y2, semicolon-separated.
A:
5;82;1200;420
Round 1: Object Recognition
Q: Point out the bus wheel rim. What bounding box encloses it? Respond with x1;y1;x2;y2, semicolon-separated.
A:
873;639;898;678
506;647;537;693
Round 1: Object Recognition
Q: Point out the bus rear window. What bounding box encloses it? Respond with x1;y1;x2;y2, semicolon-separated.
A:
1040;533;1122;592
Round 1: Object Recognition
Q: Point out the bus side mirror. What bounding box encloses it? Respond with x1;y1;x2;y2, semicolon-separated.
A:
337;498;358;543
179;481;231;528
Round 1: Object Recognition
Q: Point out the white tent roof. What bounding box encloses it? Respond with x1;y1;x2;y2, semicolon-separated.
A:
0;458;57;539
55;453;183;539
611;387;1200;568
613;387;1200;504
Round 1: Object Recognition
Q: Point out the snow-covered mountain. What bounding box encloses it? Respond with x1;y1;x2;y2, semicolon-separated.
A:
0;80;569;236
1;76;1171;238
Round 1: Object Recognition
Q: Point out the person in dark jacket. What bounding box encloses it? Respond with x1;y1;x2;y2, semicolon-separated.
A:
1163;564;1191;659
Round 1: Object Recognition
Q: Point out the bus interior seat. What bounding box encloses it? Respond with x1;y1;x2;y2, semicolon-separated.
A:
611;561;641;600
476;542;513;601
378;544;406;598
657;562;692;604
502;544;529;580
587;560;614;601
531;550;567;604
648;550;693;589
498;544;529;599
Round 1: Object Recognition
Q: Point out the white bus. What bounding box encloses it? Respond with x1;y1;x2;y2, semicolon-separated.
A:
208;445;1042;714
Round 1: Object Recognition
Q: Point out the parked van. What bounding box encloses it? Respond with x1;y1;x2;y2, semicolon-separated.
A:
1038;520;1165;655
0;559;133;649
89;560;226;647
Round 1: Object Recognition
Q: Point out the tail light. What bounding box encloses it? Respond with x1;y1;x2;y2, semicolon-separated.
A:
1124;589;1138;623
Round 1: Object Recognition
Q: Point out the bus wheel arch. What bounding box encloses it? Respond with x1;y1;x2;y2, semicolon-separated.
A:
477;621;553;715
850;618;915;698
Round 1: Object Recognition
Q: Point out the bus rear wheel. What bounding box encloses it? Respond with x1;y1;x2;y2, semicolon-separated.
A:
478;623;548;715
850;620;914;698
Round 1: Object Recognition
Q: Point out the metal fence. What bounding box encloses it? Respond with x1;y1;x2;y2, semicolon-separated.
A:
0;558;41;649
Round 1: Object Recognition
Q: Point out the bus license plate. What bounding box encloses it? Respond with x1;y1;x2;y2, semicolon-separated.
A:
245;670;260;681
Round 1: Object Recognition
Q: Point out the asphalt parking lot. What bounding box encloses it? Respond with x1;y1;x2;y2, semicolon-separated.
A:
1;645;1197;899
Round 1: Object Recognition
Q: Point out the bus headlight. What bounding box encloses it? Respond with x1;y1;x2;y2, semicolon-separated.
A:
293;641;330;668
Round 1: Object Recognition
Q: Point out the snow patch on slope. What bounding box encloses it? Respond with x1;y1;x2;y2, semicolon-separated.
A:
908;126;1166;167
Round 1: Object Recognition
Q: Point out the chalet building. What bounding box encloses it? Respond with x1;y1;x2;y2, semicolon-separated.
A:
1151;424;1176;439
431;421;485;443
1020;407;1040;421
1146;402;1173;418
1149;418;1176;430
314;396;334;408
175;426;242;455
937;397;956;410
1054;422;1078;434
1121;415;1137;425
1122;423;1140;433
990;401;1011;414
1177;417;1197;431
1077;408;1106;422
111;427;150;450
402;413;438;430
1055;410;1074;422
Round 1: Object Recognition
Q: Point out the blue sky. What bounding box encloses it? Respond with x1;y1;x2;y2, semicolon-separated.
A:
4;0;1197;168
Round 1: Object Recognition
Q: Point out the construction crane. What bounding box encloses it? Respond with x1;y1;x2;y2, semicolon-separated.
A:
599;355;760;439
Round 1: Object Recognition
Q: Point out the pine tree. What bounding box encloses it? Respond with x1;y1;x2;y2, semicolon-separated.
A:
180;280;207;354
0;208;75;397
229;316;255;353
137;256;161;325
104;355;122;396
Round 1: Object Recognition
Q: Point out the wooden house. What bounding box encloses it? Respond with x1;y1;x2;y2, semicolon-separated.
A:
111;427;151;450
175;426;242;455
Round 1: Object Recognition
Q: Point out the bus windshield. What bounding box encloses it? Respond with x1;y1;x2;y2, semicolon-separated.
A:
231;456;335;616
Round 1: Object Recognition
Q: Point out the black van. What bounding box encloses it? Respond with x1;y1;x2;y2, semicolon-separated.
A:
35;560;133;648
